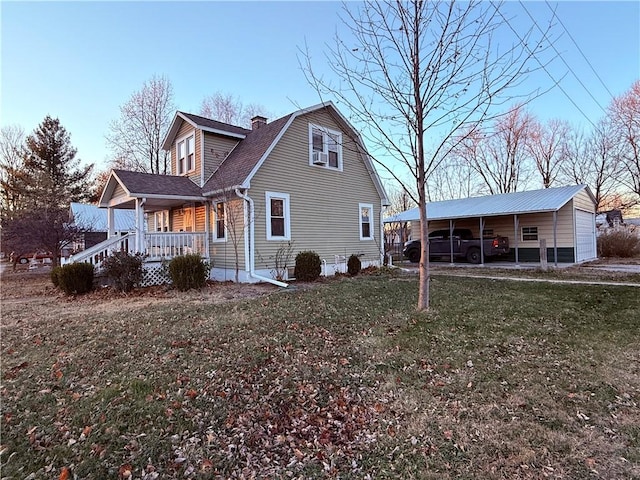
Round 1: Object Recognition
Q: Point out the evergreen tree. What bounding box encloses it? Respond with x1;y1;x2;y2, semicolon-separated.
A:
23;115;94;208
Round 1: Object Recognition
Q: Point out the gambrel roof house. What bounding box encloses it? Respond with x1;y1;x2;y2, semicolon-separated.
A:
386;184;598;265
80;102;389;285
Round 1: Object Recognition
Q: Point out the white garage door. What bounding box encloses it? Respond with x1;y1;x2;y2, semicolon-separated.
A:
575;209;596;262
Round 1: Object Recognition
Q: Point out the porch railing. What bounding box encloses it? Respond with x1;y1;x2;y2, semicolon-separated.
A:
64;233;134;266
64;232;207;266
144;232;207;259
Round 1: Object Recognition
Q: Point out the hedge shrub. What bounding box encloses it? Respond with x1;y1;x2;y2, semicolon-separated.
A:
102;251;145;292
347;254;362;276
57;263;95;295
50;266;63;287
294;251;321;281
597;228;640;258
169;254;209;291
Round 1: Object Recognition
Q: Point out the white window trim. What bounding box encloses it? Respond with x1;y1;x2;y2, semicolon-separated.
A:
266;191;291;241
308;123;343;171
213;201;226;242
359;203;374;241
521;226;538;241
176;133;196;175
154;210;169;232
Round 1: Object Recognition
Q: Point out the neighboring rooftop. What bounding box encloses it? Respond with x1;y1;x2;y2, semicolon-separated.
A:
70;202;135;231
385;184;594;222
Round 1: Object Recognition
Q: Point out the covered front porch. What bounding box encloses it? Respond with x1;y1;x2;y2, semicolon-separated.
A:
69;169;214;266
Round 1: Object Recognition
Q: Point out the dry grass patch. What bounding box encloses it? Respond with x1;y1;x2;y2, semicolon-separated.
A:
1;270;638;479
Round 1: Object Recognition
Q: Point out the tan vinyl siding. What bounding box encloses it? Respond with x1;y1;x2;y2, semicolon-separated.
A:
208;199;246;270
572;189;596;213
203;134;239;184
248;111;383;270
195;204;207;231
170;208;184;231
112;183;127;199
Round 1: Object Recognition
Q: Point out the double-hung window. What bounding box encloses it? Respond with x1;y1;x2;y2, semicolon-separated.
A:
215;202;226;240
359;203;373;240
522;226;538;241
266;192;290;240
177;134;195;175
309;124;342;170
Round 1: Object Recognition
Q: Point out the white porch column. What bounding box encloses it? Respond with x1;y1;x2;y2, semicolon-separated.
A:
204;201;211;259
107;207;115;239
135;198;146;254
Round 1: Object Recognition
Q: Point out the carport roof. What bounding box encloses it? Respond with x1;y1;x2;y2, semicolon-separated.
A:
385;184;594;222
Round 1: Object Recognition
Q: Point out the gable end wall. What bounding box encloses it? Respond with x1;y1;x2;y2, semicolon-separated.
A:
246;109;384;273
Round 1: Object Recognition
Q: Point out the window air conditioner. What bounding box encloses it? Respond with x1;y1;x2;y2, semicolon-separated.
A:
313;151;328;165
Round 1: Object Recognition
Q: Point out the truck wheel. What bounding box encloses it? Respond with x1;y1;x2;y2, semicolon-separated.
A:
19;258;29;264
466;248;481;264
408;250;420;263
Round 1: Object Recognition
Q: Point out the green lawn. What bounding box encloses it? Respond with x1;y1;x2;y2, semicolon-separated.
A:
1;272;639;479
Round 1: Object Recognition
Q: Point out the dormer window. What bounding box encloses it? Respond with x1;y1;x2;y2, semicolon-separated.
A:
177;134;195;175
309;124;342;170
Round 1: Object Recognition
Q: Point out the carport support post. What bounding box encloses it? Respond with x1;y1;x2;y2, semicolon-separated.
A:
449;219;455;264
513;215;519;265
553;211;558;267
479;217;485;265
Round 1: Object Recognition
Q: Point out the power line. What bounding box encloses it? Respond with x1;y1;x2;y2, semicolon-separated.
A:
544;0;616;100
520;1;608;116
493;4;598;129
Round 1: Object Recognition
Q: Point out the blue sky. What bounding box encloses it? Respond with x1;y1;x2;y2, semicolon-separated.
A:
1;1;639;177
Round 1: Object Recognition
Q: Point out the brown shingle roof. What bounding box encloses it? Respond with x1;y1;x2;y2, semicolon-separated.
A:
113;169;203;197
179;112;251;137
202;113;293;193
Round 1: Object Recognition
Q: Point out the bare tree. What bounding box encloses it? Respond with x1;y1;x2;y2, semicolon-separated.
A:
560;121;622;212
427;153;482;201
609;80;640;204
106;75;175;174
200;91;270;128
302;1;552;310
527;118;569;188
2;207;87;268
0;125;27;216
455;105;535;195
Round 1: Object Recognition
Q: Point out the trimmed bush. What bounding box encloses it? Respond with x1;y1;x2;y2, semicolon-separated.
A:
347;254;362;276
294;251;321;281
50;266;63;287
102;251;145;292
57;263;95;295
597;228;640;258
169;254;209;291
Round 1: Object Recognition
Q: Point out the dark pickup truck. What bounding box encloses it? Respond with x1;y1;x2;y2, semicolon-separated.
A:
402;228;510;264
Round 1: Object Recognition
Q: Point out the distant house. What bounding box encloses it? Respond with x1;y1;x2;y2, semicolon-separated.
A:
69;102;389;285
386;185;598;264
69;202;136;251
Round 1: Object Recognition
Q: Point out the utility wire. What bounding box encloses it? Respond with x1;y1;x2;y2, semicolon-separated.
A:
493;4;598;129
544;0;616;100
520;1;608;116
